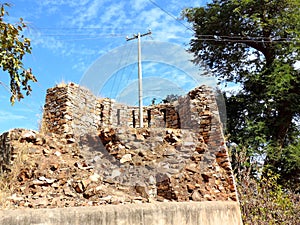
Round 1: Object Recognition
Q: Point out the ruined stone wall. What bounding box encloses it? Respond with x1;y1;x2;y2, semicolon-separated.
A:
0;131;13;172
42;83;101;138
110;102;180;129
0;129;43;172
41;84;232;171
39;83;237;201
189;87;235;186
42;83;202;134
0;82;242;225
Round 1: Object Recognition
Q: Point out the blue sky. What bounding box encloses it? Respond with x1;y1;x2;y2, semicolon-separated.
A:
0;0;217;133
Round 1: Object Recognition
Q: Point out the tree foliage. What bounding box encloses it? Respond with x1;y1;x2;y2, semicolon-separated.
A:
0;3;36;104
184;0;300;190
161;94;179;103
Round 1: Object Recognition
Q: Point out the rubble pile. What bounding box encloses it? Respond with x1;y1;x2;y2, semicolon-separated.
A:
0;129;146;209
0;126;236;209
100;127;236;202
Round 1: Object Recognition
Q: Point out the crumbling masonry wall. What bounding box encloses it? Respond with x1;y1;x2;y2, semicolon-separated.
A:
42;83;210;136
42;83;101;137
40;83;237;202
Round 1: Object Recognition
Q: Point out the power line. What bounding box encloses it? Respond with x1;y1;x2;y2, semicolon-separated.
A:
41;33;125;37
27;25;299;43
192;36;300;43
147;0;299;44
34;26;148;31
0;81;36;110
57;36;124;42
33;29;300;43
148;0;193;32
110;42;134;98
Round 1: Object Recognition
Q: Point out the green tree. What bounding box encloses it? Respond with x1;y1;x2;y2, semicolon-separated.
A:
161;94;179;103
183;0;300;190
0;3;36;104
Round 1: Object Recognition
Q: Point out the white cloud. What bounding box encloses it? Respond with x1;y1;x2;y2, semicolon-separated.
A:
0;111;26;120
26;0;202;75
140;8;165;28
65;1;104;28
130;0;149;11
37;0;90;8
32;35;64;51
100;3;126;24
219;82;243;95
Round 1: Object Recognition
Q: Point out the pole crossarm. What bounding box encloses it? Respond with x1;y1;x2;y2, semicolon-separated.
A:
126;30;152;128
126;30;152;41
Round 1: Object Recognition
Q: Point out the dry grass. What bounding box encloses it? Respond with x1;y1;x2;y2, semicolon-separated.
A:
0;177;11;208
39;111;48;134
55;79;67;87
231;146;300;225
0;141;30;209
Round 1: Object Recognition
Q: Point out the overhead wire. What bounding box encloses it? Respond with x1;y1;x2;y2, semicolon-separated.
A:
0;80;36;111
147;0;300;44
119;43;135;96
19;1;299;45
109;41;132;98
27;24;299;44
147;0;193;32
121;44;136;95
192;35;300;43
26;24;132;42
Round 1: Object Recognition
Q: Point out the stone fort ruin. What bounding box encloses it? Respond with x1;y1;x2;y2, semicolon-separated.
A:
0;82;243;224
41;82;237;202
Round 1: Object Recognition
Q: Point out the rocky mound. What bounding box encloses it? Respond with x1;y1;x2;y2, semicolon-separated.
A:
0;127;236;210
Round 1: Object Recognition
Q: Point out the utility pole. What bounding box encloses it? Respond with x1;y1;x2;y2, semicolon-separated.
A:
126;30;152;128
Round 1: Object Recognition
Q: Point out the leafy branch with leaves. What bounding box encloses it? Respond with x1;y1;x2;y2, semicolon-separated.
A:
0;3;36;104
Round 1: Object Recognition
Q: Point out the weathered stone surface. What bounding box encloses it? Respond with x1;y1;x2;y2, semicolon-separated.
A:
0;83;238;210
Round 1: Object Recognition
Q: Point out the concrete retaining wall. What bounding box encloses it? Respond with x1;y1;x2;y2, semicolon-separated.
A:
0;202;242;225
